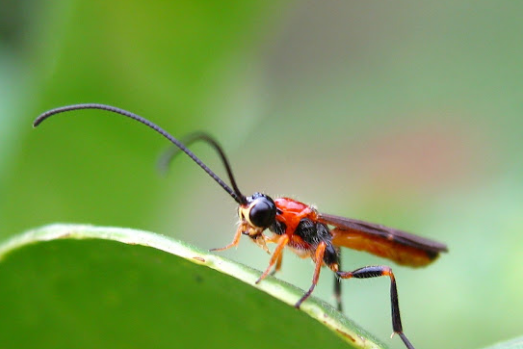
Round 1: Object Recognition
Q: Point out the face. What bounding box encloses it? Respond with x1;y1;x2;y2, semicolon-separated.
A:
238;192;277;239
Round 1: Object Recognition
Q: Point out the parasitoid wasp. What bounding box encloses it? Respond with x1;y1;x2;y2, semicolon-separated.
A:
34;104;448;349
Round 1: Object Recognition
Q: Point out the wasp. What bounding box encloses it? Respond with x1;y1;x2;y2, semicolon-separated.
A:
34;104;448;349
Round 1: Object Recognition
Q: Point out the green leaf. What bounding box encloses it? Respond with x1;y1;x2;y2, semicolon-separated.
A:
482;337;523;349
0;224;386;349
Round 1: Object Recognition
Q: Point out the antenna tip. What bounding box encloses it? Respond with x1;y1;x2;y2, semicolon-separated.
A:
33;111;51;128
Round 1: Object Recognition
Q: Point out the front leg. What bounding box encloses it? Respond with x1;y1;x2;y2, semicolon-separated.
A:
264;234;283;275
255;235;289;284
211;221;270;254
210;224;243;252
269;252;283;276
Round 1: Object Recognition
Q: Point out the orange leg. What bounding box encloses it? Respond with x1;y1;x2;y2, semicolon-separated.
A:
294;241;327;309
265;234;280;243
210;225;243;252
255;235;289;284
269;252;283;276
265;234;284;275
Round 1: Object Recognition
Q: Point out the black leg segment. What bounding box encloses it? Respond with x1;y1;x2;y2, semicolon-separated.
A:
334;275;342;312
336;265;415;349
333;248;342;312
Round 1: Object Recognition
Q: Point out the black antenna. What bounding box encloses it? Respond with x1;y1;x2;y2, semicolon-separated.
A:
33;103;247;205
157;132;245;201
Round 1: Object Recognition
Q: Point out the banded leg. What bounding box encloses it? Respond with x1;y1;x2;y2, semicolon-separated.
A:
336;266;415;349
295;241;327;309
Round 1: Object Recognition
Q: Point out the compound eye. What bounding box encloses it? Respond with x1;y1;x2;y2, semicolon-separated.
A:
248;197;276;228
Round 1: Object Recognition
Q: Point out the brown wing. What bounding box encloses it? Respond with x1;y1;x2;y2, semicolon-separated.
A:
318;213;448;268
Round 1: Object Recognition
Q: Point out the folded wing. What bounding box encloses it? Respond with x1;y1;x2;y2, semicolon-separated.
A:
318;213;448;267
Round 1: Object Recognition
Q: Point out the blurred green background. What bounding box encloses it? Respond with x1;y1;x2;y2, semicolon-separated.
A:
1;1;522;348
